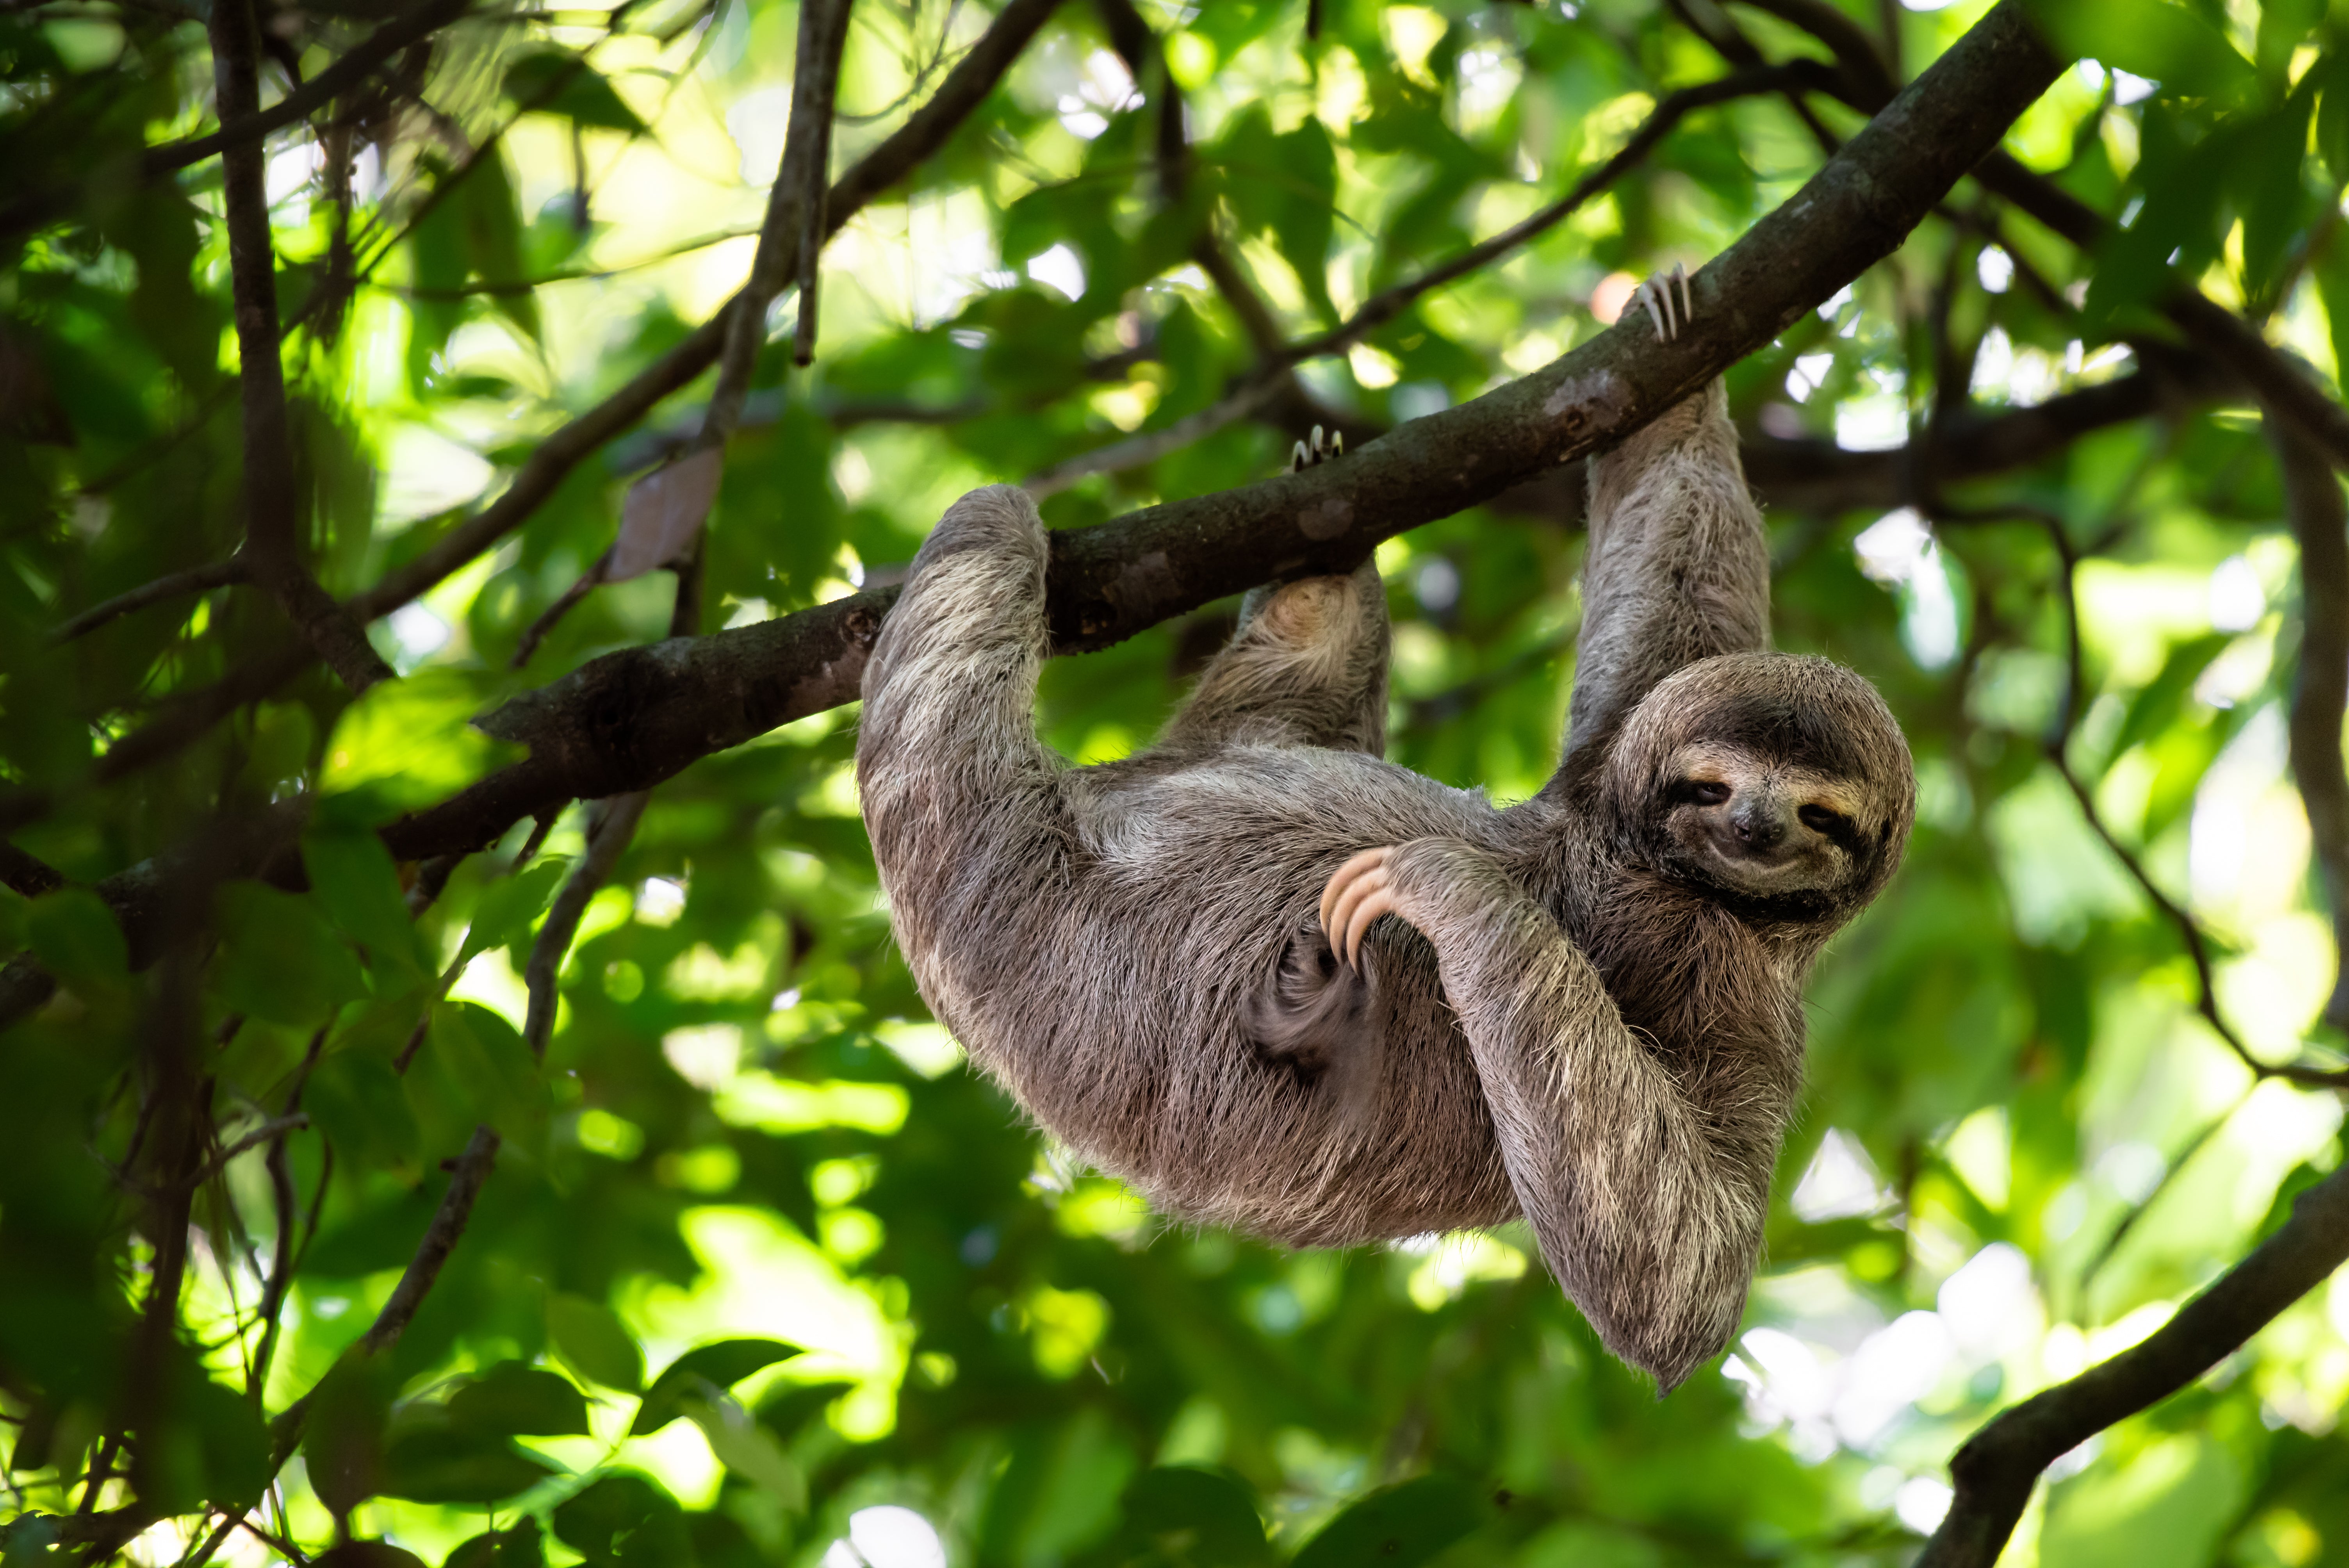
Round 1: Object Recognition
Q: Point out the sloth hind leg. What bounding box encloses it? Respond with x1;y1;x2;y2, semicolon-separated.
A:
1158;558;1390;756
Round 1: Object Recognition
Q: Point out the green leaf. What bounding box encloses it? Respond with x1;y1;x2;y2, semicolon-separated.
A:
503;48;649;135
461;857;571;965
548;1294;644;1393
449;1361;591;1437
323;670;523;812
1089;1467;1274;1567
212;883;369;1028
445;1520;547;1568
552;1474;693;1567
307;827;429;978
25;888;126;992
304;1350;397;1518
631;1338;800;1435
379;1428;557;1504
305;1048;422;1174
1289;1476;1489;1568
2028;0;2255;100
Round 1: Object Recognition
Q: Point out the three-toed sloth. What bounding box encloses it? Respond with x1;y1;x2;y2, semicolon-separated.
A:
856;320;1914;1390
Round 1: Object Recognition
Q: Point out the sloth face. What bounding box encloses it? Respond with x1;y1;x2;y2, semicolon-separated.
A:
1656;741;1864;897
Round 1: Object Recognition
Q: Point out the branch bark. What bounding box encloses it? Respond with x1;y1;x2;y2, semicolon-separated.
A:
373;0;2064;862
1919;1159;2349;1566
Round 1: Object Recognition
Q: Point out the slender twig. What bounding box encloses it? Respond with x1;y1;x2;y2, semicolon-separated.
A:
362;1124;499;1353
1921;1160;2349;1566
53;557;249;643
1284;62;1831;365
786;0;854;364
522;793;649;1057
2048;761;2346;1087
2273;417;2349;1030
207;0;392;693
1023;375;1289;497
176;1114;309;1192
245;1033;320;1405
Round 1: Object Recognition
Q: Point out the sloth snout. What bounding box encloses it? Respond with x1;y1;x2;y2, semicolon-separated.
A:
1731;802;1787;851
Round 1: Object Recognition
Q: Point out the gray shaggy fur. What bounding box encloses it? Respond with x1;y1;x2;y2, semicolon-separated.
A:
856;381;1914;1390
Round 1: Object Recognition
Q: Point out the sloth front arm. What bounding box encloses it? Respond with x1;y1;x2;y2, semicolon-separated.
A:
1330;837;1767;1390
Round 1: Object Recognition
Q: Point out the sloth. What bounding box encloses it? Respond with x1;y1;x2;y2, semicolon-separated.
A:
855;278;1915;1389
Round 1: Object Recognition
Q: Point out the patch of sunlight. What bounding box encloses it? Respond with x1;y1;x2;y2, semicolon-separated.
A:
714;1072;909;1135
448;944;529;1030
1026;1284;1110;1378
1405;1232;1528;1309
665;939;772;1003
1986;767;2146;946
663;1024;744;1090
1053;1175;1151;1245
623;1417;725;1509
381;426;492;526
1945;1108;2012;1212
627;1206;904;1425
1380;6;1445;86
873;1019;962;1079
2215;912;2333;1055
2220;1082;2344;1228
2075;561;2226;686
1791;1128;1888;1222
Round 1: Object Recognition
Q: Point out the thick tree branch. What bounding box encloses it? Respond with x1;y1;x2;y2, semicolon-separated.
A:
1920;1158;2349;1566
208;0;394;693
376;0;2065;862
2276;417;2349;1032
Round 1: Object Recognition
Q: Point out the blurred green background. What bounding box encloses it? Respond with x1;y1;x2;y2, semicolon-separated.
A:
3;0;2348;1563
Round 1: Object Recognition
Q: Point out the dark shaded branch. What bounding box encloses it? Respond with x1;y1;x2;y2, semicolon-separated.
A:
2276;417;2349;1031
522;792;647;1057
375;0;2066;863
1920;1159;2349;1566
0;840;66;898
177;1113;309;1192
262;1124;498;1482
360;1124;498;1354
1731;0;1896;106
52;556;249;643
208;0;393;693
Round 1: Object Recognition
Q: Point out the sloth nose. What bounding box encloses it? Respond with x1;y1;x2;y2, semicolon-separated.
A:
1732;803;1787;851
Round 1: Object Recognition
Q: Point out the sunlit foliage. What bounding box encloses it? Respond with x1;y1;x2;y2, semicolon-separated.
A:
2;0;2347;1564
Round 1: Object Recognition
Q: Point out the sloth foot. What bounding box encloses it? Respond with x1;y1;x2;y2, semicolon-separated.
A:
1631;263;1693;343
1320;845;1400;969
1288;424;1345;473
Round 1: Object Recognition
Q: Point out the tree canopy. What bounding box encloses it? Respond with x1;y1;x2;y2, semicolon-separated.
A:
3;0;2349;1564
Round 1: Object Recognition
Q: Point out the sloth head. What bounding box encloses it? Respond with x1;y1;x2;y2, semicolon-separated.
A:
1606;653;1915;923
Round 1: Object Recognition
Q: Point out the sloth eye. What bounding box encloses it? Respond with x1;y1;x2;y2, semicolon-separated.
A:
1679;780;1732;807
1798;804;1849;836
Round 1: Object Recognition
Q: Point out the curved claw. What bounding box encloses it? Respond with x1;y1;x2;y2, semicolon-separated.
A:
1319;846;1397;969
1631;263;1695;344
